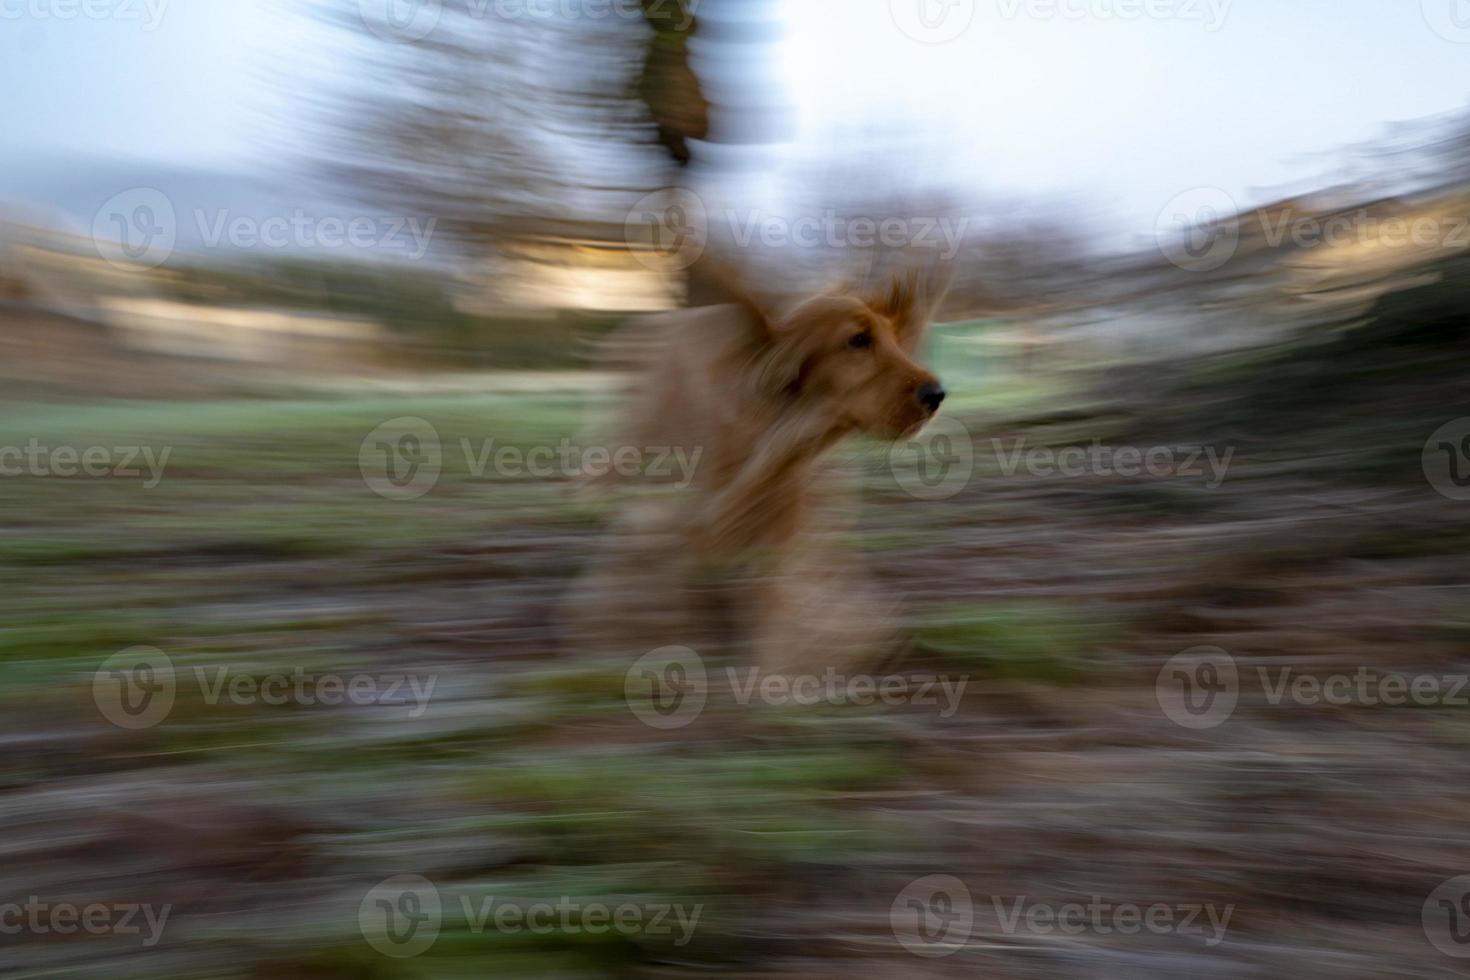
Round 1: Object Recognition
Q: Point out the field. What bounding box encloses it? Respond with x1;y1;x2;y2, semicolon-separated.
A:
3;305;1470;979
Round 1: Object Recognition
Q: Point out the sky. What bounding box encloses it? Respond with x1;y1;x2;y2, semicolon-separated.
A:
1;0;1468;238
0;1;280;169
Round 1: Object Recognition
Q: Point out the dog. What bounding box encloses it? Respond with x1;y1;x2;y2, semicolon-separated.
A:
564;257;954;675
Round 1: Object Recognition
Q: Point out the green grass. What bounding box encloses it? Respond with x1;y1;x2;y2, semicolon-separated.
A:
0;366;1086;973
913;600;1116;685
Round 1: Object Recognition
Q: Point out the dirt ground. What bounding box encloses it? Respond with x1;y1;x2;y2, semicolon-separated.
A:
1;292;1469;979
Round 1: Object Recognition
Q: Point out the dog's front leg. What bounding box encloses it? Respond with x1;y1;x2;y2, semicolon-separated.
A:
748;544;901;680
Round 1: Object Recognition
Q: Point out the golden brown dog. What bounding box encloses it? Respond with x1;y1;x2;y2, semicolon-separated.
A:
565;259;953;674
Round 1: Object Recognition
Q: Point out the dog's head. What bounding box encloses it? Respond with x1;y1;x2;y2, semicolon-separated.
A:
751;264;953;439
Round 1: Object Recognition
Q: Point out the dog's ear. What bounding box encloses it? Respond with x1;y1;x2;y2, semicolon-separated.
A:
870;259;956;349
690;253;783;324
752;299;819;398
753;329;804;398
754;296;872;399
691;253;807;398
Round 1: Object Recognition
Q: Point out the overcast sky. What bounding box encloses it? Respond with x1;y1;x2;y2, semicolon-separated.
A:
2;0;1468;236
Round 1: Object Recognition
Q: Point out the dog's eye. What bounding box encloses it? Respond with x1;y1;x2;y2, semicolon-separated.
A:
848;331;873;350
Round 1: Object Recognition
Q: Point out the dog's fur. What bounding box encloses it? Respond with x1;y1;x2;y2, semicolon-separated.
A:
565;259;953;673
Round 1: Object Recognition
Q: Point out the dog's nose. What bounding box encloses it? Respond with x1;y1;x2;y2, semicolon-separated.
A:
917;381;946;413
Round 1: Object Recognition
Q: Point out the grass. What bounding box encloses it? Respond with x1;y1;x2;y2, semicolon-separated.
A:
913;600;1117;685
0;352;1068;974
